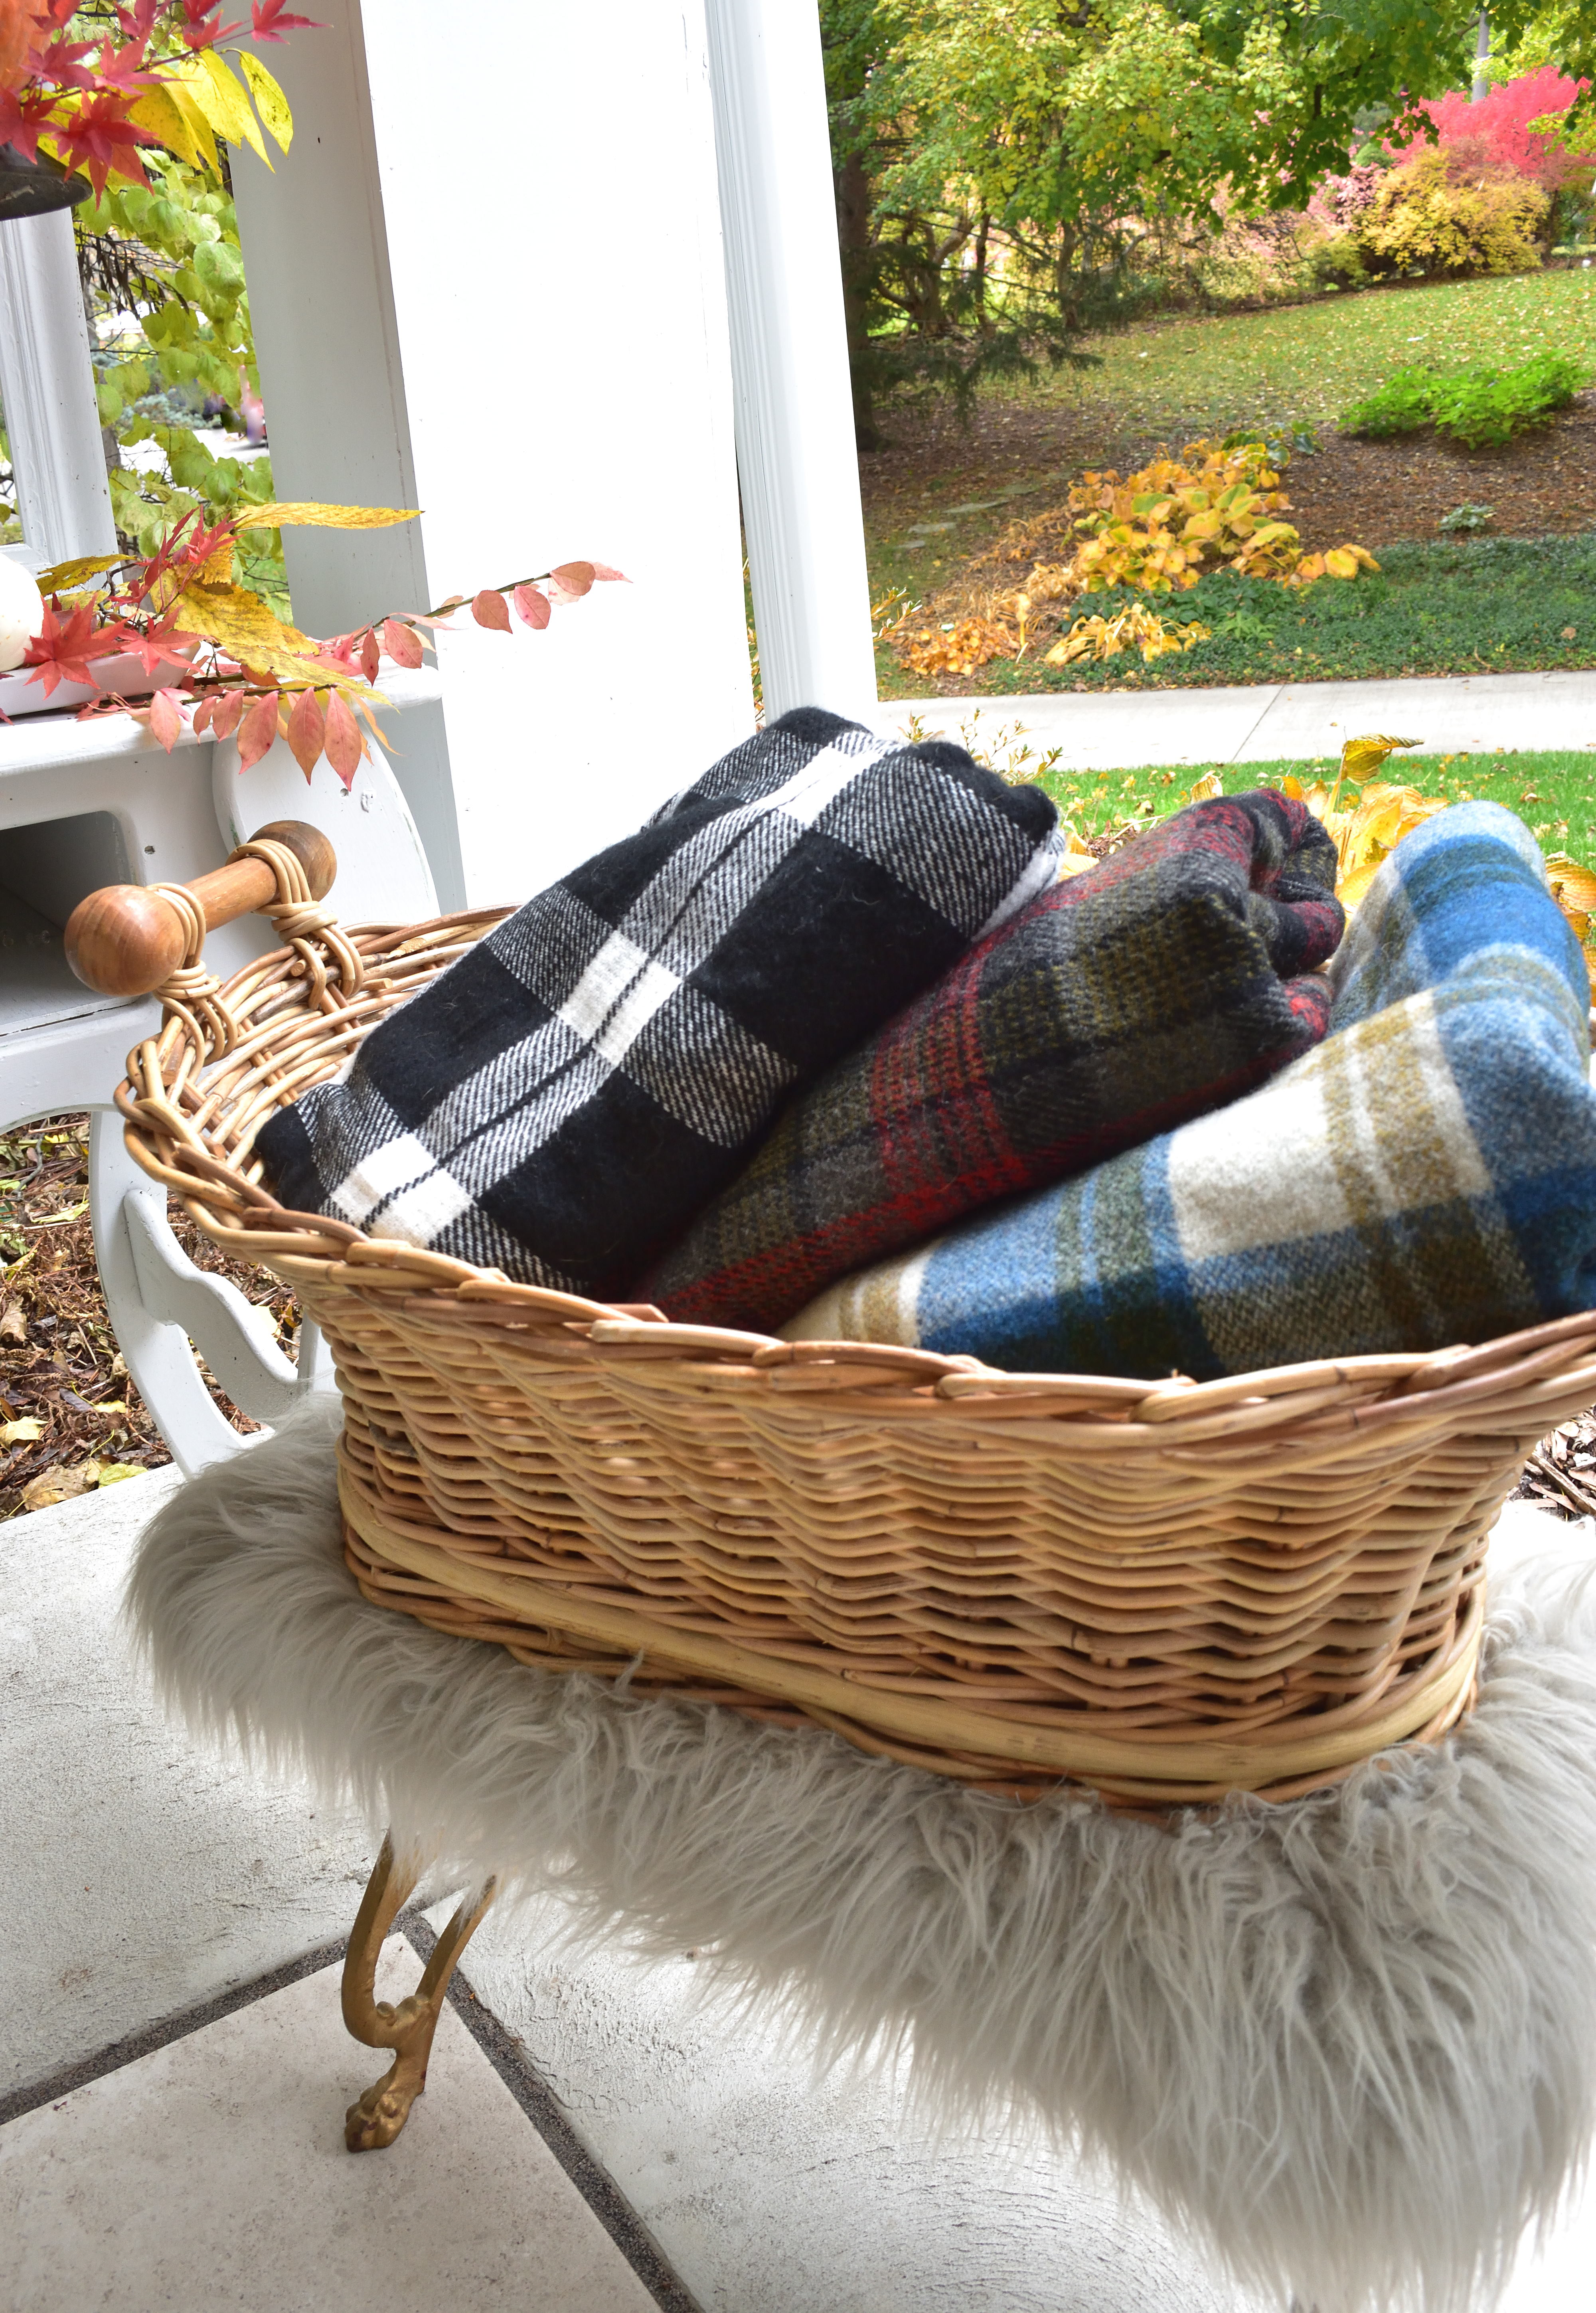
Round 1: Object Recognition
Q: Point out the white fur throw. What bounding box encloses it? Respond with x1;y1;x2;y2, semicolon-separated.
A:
127;1397;1596;2313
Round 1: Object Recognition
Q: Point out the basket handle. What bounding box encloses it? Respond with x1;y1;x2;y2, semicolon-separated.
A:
65;819;337;997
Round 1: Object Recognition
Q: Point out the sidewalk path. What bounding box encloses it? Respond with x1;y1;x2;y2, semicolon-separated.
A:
877;668;1596;770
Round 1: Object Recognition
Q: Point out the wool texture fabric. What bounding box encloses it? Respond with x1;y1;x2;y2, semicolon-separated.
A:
253;708;1060;1300
128;1396;1596;2313
785;801;1596;1379
641;788;1343;1331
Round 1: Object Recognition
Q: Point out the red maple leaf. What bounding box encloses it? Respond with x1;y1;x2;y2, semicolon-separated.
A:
251;0;321;40
21;600;107;695
180;0;243;48
0;90;63;162
56;93;159;196
119;613;189;676
92;38;158;95
38;35;99;91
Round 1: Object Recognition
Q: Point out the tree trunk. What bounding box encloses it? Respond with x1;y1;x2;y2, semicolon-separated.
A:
835;148;883;452
972;213;990;332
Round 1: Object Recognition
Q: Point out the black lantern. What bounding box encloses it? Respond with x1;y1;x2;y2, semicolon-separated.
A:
0;143;90;223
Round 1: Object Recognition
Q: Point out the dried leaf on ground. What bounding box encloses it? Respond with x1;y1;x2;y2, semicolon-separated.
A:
0;1115;299;1521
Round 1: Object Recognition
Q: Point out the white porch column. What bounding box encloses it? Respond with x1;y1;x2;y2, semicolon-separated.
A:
703;0;877;722
231;0;754;909
0;208;118;568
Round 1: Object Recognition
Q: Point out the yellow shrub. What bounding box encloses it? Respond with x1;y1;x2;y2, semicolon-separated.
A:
897;617;1019;678
1355;145;1549;278
893;441;1377;680
1055;440;1373;597
1044;605;1211;665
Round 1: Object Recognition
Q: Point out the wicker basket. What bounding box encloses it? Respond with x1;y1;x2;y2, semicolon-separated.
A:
109;846;1596;1807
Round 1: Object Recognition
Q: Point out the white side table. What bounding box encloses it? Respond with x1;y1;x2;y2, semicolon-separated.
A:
1;675;447;1470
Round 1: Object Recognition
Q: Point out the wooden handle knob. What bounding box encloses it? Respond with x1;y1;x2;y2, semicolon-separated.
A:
65;820;337;998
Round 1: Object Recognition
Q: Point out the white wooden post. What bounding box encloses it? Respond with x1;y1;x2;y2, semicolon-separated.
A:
703;0;877;721
231;0;755;911
0;208;117;568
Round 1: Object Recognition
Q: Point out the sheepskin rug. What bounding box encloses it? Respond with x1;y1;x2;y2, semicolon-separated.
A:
127;1395;1596;2313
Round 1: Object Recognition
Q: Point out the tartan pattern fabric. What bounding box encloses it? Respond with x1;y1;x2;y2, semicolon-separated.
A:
254;708;1061;1301
783;803;1596;1380
642;789;1343;1332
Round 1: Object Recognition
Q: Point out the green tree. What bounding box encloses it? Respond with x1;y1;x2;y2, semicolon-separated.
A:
80;158;286;606
826;0;1550;441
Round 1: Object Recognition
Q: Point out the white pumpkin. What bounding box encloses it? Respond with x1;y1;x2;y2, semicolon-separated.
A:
0;556;44;673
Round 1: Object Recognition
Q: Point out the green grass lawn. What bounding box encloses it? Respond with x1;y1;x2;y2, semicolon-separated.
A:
879;536;1596;698
998;265;1596;439
1027;747;1596;848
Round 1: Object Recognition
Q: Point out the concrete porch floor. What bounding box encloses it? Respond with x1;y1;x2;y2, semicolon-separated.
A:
2;1465;1593;2312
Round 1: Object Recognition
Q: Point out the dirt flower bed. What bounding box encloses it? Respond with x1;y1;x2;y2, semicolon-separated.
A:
0;1115;299;1519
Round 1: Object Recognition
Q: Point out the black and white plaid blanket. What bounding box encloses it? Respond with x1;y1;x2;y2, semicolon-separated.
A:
255;709;1062;1298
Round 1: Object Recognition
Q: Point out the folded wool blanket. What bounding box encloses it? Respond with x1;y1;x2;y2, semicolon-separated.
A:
640;788;1343;1331
254;708;1060;1299
784;802;1596;1379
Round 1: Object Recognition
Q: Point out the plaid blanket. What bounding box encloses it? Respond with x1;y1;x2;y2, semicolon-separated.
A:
254;709;1060;1299
784;803;1596;1379
642;789;1343;1331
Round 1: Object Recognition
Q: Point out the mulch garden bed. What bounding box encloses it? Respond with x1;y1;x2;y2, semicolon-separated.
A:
861;390;1596;558
0;1114;298;1519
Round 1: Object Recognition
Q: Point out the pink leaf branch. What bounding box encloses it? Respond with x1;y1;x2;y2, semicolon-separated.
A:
75;547;627;787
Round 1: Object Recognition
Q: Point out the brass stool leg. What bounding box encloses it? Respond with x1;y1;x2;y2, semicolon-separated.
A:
341;1831;498;2152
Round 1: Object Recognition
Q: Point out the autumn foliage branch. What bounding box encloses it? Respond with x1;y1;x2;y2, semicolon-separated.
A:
0;0;315;198
20;500;625;788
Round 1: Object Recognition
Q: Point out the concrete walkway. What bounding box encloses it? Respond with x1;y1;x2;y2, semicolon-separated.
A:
877;667;1596;771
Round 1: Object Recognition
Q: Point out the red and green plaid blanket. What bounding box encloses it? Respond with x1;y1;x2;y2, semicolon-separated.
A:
642;789;1343;1332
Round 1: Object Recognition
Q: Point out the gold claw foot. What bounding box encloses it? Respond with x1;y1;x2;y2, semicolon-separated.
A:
340;1831;497;2153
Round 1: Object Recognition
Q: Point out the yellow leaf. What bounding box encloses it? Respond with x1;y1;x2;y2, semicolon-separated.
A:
1336;857;1387;912
129;86;207;173
1280;773;1306;799
167;580;315;656
1339;733;1422;786
1057;851;1100;880
232;502;422;532
1544;853;1596;916
0;1416;43;1446
1322;547;1359;579
35;553;121;593
239;51;294;155
94;1461;142;1487
198;538;233;586
1186;771;1223;803
179;49;269;165
164;581;377;694
163;79;219;177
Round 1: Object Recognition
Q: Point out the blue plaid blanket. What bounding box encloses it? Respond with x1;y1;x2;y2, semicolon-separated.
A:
783;804;1596;1379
